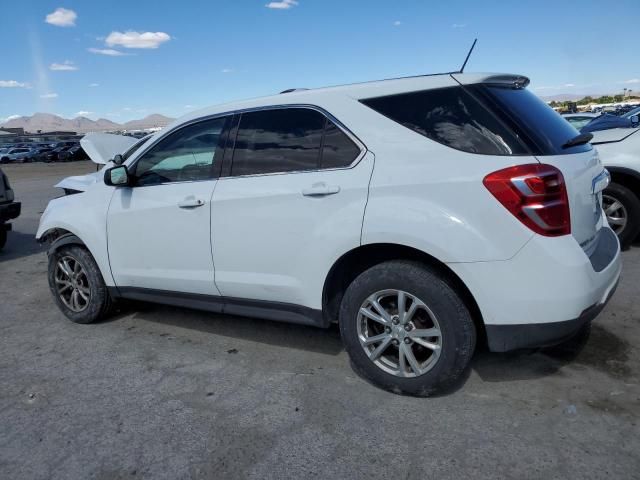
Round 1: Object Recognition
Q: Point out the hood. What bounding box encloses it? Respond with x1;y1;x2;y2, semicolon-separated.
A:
54;170;103;193
80;133;137;165
580;114;633;134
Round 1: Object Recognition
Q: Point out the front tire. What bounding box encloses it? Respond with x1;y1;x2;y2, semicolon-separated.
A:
48;245;113;324
603;182;640;250
339;261;476;396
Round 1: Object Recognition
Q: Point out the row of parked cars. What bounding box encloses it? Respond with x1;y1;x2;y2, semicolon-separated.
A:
0;142;88;164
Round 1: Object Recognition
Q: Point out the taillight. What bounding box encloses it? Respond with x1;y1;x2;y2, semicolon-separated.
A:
483;164;571;237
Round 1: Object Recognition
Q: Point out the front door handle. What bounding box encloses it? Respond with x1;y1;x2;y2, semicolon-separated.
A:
302;183;341;197
178;197;205;208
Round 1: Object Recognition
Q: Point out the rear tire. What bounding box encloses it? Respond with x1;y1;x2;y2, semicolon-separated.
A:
603;182;640;250
47;245;113;324
0;228;6;250
339;260;476;396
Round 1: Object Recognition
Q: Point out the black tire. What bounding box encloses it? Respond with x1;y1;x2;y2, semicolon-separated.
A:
47;245;113;324
339;260;476;396
0;157;8;164
604;182;640;250
0;228;6;250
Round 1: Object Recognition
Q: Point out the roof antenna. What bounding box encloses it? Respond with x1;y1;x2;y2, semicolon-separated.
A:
459;38;477;73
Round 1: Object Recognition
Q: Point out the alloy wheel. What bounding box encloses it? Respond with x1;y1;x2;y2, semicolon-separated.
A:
54;255;91;312
603;194;628;235
357;289;442;378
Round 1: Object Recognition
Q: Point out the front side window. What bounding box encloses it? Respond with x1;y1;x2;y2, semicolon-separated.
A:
133;117;228;186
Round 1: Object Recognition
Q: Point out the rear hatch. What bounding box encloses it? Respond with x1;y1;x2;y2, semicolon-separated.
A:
452;74;607;253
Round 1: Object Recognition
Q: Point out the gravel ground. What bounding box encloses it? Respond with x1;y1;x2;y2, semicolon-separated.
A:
1;161;639;479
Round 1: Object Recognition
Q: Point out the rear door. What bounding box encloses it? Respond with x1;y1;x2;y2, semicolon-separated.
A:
210;107;372;309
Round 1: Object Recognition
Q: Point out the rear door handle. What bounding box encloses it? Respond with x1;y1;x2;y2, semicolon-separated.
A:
178;197;205;208
302;183;341;197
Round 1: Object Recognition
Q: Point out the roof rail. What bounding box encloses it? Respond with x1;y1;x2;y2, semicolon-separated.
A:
280;88;310;94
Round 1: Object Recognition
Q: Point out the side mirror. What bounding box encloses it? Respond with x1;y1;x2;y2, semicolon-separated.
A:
112;154;124;165
104;165;131;187
631;114;639;127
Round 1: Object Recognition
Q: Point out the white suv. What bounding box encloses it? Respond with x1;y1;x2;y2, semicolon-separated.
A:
37;73;622;395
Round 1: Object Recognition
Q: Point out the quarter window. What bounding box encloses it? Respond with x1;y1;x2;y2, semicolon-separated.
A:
321;120;361;169
133;117;228;186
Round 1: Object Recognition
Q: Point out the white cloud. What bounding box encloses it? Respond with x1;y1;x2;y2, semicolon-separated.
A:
623;79;639;84
88;48;130;56
452;23;467;28
393;20;402;26
45;8;77;27
564;83;575;87
40;93;58;98
184;104;194;109
50;60;78;71
221;68;234;73
1;115;20;123
266;0;298;9
105;31;171;49
0;80;30;88
76;111;93;116
89;83;99;87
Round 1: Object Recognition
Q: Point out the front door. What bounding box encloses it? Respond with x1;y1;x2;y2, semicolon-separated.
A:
107;117;229;295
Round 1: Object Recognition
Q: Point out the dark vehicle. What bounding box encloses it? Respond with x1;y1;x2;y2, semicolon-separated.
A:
0;167;21;249
26;147;53;162
580;113;637;133
43;146;73;163
57;145;88;162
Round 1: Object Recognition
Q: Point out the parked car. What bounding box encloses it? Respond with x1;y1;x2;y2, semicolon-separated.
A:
563;112;600;130
37;72;621;396
563;111;640;248
26;147;53;162
581;113;636;133
0;147;33;164
57;145;89;162
0;167;21;249
43;146;73;163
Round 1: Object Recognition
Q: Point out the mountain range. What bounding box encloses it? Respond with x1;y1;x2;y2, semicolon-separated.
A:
0;112;174;134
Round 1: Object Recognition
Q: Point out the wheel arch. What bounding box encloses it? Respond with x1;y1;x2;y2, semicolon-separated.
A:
41;228;87;255
606;167;640;197
322;242;486;343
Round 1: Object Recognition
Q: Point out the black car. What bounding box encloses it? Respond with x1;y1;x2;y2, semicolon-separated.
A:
26;147;53;162
43;146;73;163
0;167;21;249
57;145;88;162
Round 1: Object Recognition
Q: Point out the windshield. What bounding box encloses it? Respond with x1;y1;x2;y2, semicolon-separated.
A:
623;106;640;118
123;135;152;161
565;117;595;130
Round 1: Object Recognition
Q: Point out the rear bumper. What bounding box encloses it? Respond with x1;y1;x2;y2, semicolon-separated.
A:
0;201;21;222
448;226;621;352
485;278;618;351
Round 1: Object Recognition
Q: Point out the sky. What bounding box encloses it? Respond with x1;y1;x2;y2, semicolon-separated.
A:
1;0;639;123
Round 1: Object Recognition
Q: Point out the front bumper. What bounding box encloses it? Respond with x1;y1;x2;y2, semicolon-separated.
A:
0;201;21;222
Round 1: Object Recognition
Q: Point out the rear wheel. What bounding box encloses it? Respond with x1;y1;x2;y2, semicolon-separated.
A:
603;182;640;249
47;245;113;323
0;228;6;250
339;261;476;396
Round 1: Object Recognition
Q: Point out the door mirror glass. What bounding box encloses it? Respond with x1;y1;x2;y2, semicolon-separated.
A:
104;165;130;186
631;114;639;127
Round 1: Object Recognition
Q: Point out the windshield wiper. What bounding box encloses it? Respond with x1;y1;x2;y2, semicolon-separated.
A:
562;132;593;149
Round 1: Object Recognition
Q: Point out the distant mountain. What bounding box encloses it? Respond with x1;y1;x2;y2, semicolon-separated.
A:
539;93;611;102
0;112;174;134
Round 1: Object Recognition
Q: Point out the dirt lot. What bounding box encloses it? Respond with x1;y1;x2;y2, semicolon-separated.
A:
1;161;639;479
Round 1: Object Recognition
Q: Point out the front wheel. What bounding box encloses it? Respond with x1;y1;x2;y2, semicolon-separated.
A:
339;261;476;396
603;182;640;250
47;245;113;323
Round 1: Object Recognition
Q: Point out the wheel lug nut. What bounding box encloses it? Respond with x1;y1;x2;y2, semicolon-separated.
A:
404;338;411;344
404;324;412;331
391;316;399;325
392;339;399;346
385;326;391;334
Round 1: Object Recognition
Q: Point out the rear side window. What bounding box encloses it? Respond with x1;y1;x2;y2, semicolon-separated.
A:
231;108;361;176
361;85;592;156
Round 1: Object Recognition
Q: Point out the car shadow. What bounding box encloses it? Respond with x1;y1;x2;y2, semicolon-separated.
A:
121;302;345;356
0;230;44;262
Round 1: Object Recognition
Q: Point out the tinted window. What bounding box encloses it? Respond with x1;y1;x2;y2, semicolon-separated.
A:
472;85;591;154
362;87;529;155
134;118;228;186
362;85;592;156
321;120;361;168
232;108;325;176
